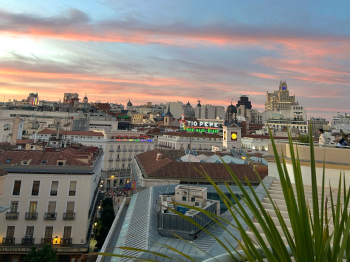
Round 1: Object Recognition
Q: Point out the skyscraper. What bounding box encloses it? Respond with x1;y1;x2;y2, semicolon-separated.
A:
265;81;298;111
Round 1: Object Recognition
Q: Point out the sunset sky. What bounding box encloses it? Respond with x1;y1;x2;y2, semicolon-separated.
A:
1;0;349;120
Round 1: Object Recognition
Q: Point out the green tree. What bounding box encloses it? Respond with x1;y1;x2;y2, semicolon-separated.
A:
95;198;116;249
24;245;58;262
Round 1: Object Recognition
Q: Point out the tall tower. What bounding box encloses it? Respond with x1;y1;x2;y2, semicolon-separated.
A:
222;124;241;149
164;105;174;126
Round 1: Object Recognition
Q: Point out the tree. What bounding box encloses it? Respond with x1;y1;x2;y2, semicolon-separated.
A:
95;198;116;249
24;245;58;262
297;134;309;143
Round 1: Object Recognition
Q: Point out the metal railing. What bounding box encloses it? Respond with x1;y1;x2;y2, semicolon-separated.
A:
116;149;121;152
2;237;15;245
22;237;35;245
6;212;19;220
50;190;57;196
128;149;133;152
60;238;72;245
31;190;39;196
109;149;114;152
25;212;38;220
116;158;120;161
44;212;57;220
41;238;53;244
69;190;76;196
122;149;127;152
108;158;113;161
63;212;75;220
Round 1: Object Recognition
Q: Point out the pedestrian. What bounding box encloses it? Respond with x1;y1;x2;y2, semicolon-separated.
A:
318;129;325;146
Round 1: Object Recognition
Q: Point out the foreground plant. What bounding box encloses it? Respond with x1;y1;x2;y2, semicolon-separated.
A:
100;125;350;261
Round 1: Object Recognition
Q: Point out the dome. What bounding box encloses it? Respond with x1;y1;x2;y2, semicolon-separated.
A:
186;101;191;106
127;99;132;107
227;104;237;114
197;99;201;107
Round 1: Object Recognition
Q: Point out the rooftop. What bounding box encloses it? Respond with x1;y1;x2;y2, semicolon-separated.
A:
37;128;104;137
135;149;266;181
0;144;101;167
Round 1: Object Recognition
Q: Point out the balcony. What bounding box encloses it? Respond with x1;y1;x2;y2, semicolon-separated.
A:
13;190;20;195
122;157;126;161
63;212;75;220
127;157;132;161
31;190;39;196
116;149;121;152
128;149;133;152
41;238;53;245
6;212;19;220
134;149;139;152
69;191;76;196
116;158;120;161
147;148;151;151
2;237;15;246
122;149;127;152
50;190;57;196
140;149;145;152
115;167;120;171
22;237;35;245
25;212;38;220
109;149;114;152
108;158;113;161
60;238;72;246
44;212;57;220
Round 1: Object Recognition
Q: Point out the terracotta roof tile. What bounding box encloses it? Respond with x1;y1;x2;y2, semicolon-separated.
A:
136;149;265;182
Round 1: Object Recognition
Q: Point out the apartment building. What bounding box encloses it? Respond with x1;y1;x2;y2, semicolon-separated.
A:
0;145;102;262
158;132;223;150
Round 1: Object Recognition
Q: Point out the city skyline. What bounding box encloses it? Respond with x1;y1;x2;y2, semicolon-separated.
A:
1;0;350;120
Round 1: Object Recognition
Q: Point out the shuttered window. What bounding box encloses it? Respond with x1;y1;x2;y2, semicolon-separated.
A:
69;181;76;196
48;202;56;213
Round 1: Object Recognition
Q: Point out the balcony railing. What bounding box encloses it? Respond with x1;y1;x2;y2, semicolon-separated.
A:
6;212;19;220
147;148;152;151
25;212;38;220
60;238;72;245
44;212;57;220
134;149;139;152
22;237;35;245
116;149;121;152
63;212;75;220
140;149;145;152
2;237;15;245
108;158;113;161
31;190;39;196
122;149;127;152
68;191;76;196
128;149;133;152
50;190;57;196
128;157;132;161
109;149;114;152
41;238;53;244
13;190;20;195
116;158;120;161
122;157;126;161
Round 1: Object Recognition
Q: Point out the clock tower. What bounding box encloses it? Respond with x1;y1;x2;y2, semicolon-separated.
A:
222;124;241;149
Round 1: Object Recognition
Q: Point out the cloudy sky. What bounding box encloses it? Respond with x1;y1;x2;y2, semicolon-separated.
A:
0;0;349;119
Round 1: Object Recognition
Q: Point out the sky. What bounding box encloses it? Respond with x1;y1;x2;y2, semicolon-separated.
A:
0;0;350;120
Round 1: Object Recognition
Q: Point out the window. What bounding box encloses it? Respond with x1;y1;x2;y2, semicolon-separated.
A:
45;226;53;239
47;201;56;214
10;201;18;212
50;181;58;196
117;145;120;149
5;159;11;163
182;196;186;201
25;226;34;238
29;201;37;214
66;201;75;214
13;181;21;195
191;197;195;202
63;227;72;238
32;181;40;196
57;161;64;166
6;226;15;238
69;181;76;196
41;160;47;165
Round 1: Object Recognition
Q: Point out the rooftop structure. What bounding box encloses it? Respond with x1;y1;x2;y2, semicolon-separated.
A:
265;80;298;111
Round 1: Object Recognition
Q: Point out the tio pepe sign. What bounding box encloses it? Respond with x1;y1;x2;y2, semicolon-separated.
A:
186;121;219;128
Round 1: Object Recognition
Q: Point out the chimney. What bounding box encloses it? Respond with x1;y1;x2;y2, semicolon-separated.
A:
156;153;163;161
